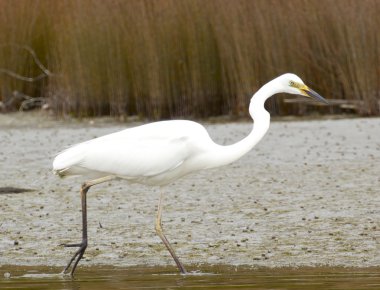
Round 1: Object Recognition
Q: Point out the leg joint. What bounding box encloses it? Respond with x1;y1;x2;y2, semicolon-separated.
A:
81;182;90;192
155;221;163;234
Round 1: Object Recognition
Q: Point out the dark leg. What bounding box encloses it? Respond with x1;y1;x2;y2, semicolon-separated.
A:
61;176;114;277
61;183;89;276
155;191;187;274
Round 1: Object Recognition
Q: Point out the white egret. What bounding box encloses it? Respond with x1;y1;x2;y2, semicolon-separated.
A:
53;73;328;276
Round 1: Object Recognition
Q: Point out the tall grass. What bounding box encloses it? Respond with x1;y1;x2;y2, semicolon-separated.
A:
0;0;379;118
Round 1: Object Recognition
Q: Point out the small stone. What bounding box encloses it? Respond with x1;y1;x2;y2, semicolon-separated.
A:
4;272;11;278
14;240;19;246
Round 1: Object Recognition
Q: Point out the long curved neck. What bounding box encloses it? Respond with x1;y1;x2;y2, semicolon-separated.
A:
205;81;277;169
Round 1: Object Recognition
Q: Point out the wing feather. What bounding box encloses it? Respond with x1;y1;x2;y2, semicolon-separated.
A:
79;135;190;177
53;120;209;179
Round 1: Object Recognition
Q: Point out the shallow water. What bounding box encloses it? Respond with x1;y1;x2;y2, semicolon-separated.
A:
1;265;379;290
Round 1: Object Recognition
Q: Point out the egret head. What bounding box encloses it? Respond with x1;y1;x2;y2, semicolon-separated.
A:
279;73;328;104
249;73;328;119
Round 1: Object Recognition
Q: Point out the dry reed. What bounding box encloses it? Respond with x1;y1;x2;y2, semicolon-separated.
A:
0;0;379;118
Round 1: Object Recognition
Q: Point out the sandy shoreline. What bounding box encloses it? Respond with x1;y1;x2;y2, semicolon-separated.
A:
0;113;379;268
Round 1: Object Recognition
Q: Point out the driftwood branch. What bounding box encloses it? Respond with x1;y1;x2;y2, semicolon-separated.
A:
0;44;53;111
283;98;379;110
0;90;48;112
0;43;53;82
0;67;48;82
19;97;46;111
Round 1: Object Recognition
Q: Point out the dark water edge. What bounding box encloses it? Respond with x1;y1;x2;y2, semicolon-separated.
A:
1;265;379;290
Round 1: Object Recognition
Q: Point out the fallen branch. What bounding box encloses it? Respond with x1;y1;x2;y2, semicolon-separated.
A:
0;44;53;111
0;91;47;112
0;43;53;82
0;67;48;82
19;97;46;111
283;98;368;109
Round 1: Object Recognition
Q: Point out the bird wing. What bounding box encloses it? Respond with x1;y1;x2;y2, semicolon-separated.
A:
80;134;191;177
53;120;209;179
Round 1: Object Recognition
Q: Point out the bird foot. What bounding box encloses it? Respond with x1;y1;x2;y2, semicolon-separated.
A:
60;240;87;277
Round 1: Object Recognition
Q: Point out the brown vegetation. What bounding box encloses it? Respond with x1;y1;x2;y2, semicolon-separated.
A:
0;0;379;119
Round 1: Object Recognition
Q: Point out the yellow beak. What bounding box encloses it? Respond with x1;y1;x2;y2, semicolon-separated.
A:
300;85;329;104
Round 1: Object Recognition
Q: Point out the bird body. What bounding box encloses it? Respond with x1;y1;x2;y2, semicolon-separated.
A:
52;73;328;276
53;114;270;186
54;120;214;185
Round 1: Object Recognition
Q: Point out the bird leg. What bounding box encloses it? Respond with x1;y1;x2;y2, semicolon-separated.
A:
61;183;89;276
155;191;187;274
61;175;114;277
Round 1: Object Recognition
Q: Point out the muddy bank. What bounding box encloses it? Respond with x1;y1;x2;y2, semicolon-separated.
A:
0;113;379;268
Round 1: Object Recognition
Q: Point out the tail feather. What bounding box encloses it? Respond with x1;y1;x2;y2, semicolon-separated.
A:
53;143;88;177
52;167;70;178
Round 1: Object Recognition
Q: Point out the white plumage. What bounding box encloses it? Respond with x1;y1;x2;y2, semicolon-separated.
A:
52;73;328;276
53;120;216;185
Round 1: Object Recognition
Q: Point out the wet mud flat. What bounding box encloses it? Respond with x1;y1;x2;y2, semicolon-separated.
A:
0;113;379;271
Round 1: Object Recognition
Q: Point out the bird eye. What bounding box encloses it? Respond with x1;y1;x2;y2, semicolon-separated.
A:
289;81;295;87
